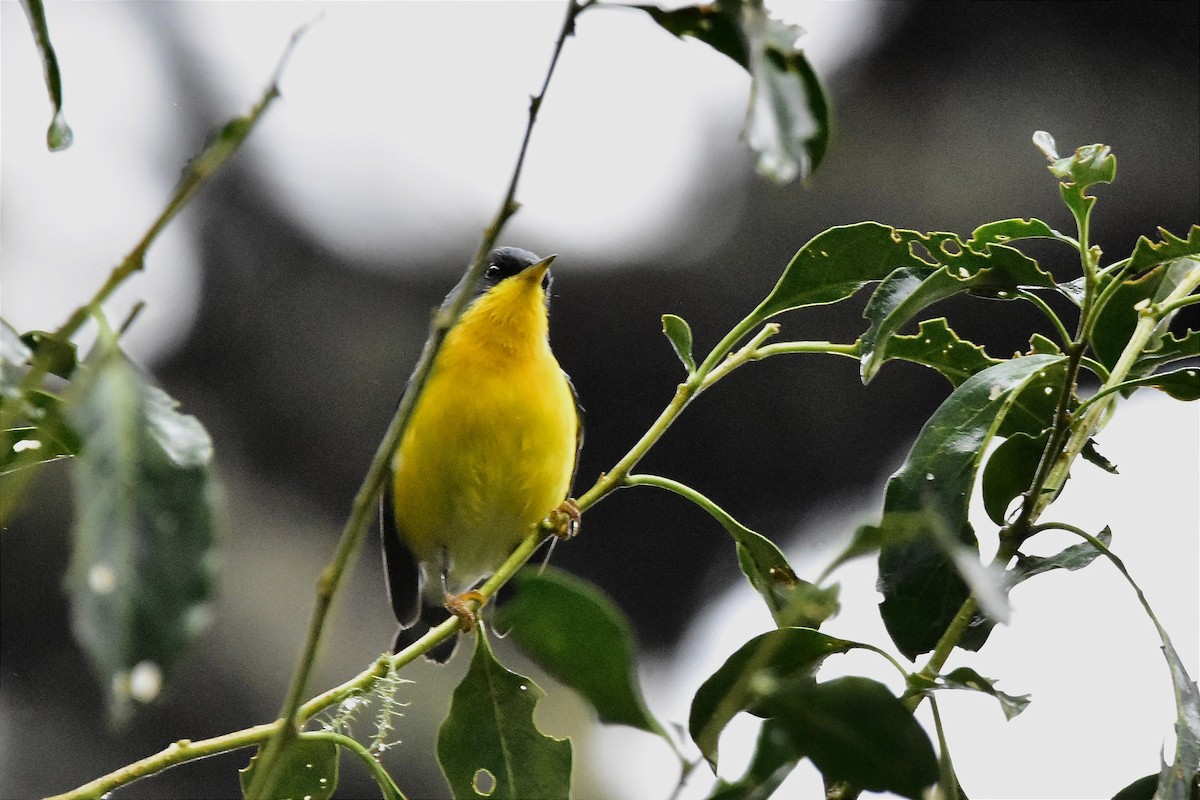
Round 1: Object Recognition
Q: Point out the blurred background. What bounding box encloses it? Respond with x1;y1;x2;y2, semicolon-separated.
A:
2;1;1196;798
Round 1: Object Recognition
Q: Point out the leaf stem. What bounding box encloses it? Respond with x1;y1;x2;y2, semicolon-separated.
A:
1017;289;1073;349
300;730;405;798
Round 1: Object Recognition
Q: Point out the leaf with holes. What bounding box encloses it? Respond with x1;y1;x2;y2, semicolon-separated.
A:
495;567;665;738
240;737;339;800
968;217;1071;250
873;318;1000;388
437;628;571;800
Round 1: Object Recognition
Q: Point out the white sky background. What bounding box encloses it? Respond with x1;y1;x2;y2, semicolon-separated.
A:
1;0;886;364
589;392;1199;799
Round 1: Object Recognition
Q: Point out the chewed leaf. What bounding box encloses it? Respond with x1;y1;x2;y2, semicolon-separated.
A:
495;568;665;738
662;314;696;373
1033;131;1116;192
865;309;1001;387
1133;329;1199;375
437;628;572;800
968;218;1071;250
1127;225;1200;276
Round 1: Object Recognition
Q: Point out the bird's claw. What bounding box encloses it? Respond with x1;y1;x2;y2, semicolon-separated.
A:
444;590;488;633
548;498;581;540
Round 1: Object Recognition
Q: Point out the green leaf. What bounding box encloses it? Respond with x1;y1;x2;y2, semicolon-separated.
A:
437;628;572;800
1127;225;1200;276
1081;438;1119;474
874;354;1067;660
869;318;1001;388
968;217;1072;250
755;223;932;320
1033;131;1115;221
635;2;829;184
740;5;831;183
240;737;339;800
634;3;747;65
908;667;1031;721
1028;332;1063;355
1133;329;1200;375
761;676;939;799
1116;366;1200;401
1111;773;1158;800
689;627;859;768
494;567;664;737
706;719;798;800
661;314;697;373
19;329;77;379
1009;527;1112;586
857;237;1055;383
19;0;73;150
64;336;217;724
632;474;834;628
1157;636;1200;800
1090;266;1166;370
981;430;1047;525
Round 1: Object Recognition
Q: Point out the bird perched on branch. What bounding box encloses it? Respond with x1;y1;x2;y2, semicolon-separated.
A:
381;247;582;661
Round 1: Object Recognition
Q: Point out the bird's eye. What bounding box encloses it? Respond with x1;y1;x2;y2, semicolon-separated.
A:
484;264;502;279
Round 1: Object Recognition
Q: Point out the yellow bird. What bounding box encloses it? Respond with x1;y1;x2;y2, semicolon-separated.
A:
382;247;582;661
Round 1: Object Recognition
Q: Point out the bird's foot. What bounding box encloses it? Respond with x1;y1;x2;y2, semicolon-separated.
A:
444;590;487;633
547;498;581;540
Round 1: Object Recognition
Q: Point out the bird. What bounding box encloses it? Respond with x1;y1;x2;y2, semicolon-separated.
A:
381;247;583;661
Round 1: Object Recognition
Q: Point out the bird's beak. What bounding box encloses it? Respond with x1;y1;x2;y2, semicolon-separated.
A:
521;253;557;283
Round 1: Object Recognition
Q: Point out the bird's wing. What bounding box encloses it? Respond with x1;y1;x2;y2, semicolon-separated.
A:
380;480;421;629
565;370;585;493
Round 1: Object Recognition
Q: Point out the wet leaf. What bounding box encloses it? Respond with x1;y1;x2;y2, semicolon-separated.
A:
65;335;217;724
662;314;696;373
873;355;1066;660
689;627;859;767
437;628;571;800
18;0;73;150
761;676;939;799
495;567;664;737
240;737;339;800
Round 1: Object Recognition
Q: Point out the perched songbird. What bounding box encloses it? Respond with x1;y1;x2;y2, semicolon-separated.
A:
382;247;582;661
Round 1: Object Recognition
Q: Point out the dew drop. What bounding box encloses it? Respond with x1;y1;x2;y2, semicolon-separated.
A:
12;439;41;453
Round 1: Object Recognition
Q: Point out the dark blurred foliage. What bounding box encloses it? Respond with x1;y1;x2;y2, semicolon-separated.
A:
3;2;1197;797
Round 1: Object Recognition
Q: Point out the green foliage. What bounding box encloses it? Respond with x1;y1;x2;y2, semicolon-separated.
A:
240;737;340;800
760;676;938;798
437;628;572;800
662;313;697;373
494;567;665;737
908;667;1031;721
634;0;830;183
18;0;73;150
65;325;217;724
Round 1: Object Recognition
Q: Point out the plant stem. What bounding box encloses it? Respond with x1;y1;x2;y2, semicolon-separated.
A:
242;4;588;796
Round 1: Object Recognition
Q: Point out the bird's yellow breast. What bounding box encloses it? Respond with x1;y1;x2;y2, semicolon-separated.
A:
390;274;577;594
